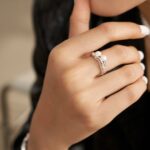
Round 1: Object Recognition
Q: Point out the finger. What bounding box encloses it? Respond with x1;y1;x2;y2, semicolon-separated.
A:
89;63;144;100
69;0;90;37
61;22;150;57
99;76;148;126
83;45;144;77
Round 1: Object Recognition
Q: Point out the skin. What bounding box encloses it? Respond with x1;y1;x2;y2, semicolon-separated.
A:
28;0;149;150
90;0;146;16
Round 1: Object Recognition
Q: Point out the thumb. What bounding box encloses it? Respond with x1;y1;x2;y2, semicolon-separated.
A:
69;0;91;38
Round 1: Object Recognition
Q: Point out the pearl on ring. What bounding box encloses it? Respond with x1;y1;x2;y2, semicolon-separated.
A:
91;50;107;76
92;51;102;58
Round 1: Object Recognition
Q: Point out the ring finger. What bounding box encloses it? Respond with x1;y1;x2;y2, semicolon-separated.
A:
82;44;144;78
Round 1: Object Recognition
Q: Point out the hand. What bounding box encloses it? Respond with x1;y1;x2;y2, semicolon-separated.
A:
28;0;149;149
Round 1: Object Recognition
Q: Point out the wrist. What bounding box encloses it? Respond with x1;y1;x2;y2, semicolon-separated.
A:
27;134;69;150
27;99;69;150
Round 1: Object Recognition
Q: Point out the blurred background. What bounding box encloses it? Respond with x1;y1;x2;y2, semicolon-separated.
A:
0;0;35;149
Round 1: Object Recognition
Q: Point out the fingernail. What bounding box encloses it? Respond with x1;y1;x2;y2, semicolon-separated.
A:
143;76;148;84
138;51;144;60
140;25;150;36
140;63;145;70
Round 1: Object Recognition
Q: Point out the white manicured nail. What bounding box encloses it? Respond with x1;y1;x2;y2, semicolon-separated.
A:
140;63;145;70
138;51;144;60
140;25;150;36
143;76;148;84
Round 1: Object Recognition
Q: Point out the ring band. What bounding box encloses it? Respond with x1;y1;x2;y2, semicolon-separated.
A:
92;51;107;76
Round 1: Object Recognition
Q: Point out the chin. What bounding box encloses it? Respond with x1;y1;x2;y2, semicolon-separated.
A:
91;9;129;17
90;0;143;17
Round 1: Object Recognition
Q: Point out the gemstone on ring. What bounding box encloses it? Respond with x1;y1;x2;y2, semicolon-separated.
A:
95;51;102;57
100;55;107;66
92;51;102;58
91;50;107;76
101;55;107;61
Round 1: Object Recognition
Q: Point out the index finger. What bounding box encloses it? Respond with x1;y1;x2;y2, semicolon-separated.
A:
61;22;150;57
69;0;90;37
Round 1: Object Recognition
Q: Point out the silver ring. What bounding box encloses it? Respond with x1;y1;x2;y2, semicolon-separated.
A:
92;51;107;76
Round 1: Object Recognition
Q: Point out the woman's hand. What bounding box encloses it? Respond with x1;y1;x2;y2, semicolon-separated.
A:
28;0;149;150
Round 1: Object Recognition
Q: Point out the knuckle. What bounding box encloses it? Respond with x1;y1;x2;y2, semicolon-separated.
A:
49;49;57;62
126;86;137;102
125;79;147;104
122;64;144;81
100;22;120;40
49;48;64;65
123;66;136;80
128;46;140;61
114;45;129;59
49;44;73;69
113;45;139;62
100;23;113;35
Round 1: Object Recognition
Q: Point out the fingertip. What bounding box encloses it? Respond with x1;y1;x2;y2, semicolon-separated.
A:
142;76;148;84
139;25;150;36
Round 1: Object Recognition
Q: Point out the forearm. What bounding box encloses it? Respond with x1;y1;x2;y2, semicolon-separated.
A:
28;136;68;150
27;123;69;150
27;99;69;150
